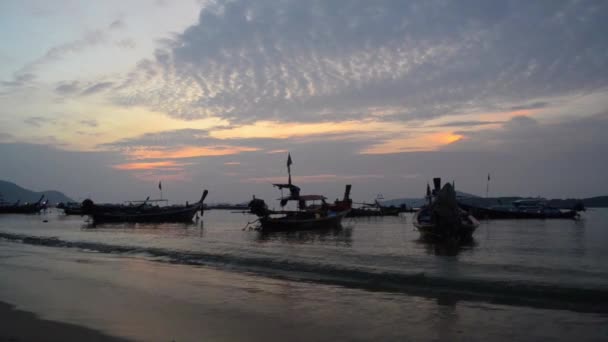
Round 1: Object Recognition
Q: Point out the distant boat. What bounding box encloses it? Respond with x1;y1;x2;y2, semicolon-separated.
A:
458;199;580;220
57;202;85;215
347;199;408;217
0;195;46;214
413;178;479;242
82;190;208;224
248;154;352;231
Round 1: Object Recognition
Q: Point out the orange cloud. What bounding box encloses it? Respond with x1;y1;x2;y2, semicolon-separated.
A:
132;171;191;182
125;145;259;160
434;132;463;144
112;161;189;170
212;120;375;139
266;149;289;154
361;131;463;154
224;161;241;165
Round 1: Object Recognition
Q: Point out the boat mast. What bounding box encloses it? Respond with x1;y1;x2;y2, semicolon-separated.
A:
287;153;293;186
486;173;490;198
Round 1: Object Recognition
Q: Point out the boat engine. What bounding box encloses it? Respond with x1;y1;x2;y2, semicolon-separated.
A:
81;199;95;213
248;198;270;217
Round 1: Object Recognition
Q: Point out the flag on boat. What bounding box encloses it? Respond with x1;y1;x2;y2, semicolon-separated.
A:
488;173;491;181
287;153;293;168
158;181;162;190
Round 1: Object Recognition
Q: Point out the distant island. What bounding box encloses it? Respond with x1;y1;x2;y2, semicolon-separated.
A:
1;179;607;209
381;191;608;209
0;180;74;204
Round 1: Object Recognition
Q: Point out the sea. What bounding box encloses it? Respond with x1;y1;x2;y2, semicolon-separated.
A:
1;209;607;341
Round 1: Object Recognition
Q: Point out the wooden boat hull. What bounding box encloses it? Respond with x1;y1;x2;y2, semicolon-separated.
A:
86;190;208;224
90;205;202;223
0;205;44;214
413;210;479;242
259;210;349;232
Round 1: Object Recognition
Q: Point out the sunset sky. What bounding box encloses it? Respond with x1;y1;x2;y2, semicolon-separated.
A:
1;0;607;203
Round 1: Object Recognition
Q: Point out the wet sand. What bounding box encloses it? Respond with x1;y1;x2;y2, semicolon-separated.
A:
0;301;128;342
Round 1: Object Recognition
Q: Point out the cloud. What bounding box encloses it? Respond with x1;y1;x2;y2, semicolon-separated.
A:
55;81;81;95
445;112;608;154
112;160;190;170
41;30;106;63
112;0;608;124
115;38;136;49
0;132;13;142
54;80;116;97
79;119;98;127
1;31;107;93
1;73;36;87
23;116;58;127
509;102;550;111
124;146;259;160
427;120;505;128
80;82;114;96
109;19;126;30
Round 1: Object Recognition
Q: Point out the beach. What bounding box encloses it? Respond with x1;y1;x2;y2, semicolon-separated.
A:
0;301;128;342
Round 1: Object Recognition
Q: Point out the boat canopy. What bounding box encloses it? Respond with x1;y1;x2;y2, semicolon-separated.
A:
277;194;327;201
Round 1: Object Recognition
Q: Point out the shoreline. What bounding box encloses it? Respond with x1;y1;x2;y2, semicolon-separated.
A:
0;301;129;342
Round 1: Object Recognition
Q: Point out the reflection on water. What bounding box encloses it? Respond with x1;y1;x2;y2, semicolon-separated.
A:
255;226;353;246
418;238;478;256
82;221;201;231
2;210;608;298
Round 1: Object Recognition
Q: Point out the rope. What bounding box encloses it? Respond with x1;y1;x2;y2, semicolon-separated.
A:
242;218;261;231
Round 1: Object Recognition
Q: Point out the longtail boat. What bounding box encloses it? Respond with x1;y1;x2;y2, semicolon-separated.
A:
248;154;352;231
347;199;408;217
0;195;46;214
457;200;580;220
413;178;479;242
82;190;208;224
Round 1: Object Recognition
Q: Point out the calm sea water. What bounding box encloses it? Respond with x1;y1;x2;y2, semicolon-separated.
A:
1;209;607;341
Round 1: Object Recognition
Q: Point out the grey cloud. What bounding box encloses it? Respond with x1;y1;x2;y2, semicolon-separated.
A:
43;30;106;62
55;81;81;95
23;116;58;127
1;73;36;87
109;19;126;30
0;143;151;203
3;31;107;90
509;102;550;111
102;129;215;149
115;39;136;49
80;82;114;96
79;119;98;127
427;120;505;128
113;0;608;123
446;113;608;154
0;132;13;141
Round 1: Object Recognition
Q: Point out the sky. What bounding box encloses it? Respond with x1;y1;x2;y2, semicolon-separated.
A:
1;0;607;203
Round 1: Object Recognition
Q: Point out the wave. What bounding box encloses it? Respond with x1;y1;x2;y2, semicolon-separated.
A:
2;231;607;313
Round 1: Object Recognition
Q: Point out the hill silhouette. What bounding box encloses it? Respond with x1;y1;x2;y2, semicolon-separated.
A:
0;180;73;204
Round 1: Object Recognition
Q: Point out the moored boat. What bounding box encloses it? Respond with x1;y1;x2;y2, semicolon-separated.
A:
413;178;479;242
0;195;46;214
82;190;208;224
458;199;580;220
248;154;352;232
347;198;408;217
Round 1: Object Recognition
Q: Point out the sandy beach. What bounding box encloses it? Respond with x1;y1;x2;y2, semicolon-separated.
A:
0;301;128;342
